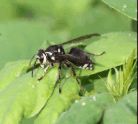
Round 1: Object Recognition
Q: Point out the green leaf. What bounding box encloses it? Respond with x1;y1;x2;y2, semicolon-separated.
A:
78;32;137;76
0;60;28;90
104;91;137;124
80;72;108;94
34;77;80;124
0;65;59;124
55;93;114;124
102;0;137;20
106;50;137;101
68;3;132;36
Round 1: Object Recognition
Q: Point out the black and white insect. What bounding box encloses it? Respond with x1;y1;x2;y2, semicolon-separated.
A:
28;33;105;91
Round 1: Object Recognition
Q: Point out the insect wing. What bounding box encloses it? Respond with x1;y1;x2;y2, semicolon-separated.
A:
59;33;100;47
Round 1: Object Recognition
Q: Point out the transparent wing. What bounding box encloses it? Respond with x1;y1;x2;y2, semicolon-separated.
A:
59;33;101;46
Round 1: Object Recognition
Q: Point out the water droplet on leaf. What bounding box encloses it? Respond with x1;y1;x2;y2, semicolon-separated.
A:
122;4;127;11
81;102;86;106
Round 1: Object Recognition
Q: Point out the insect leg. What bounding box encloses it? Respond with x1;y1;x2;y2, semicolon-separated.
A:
35;63;62;117
70;64;81;86
38;65;50;80
57;63;63;93
65;61;85;95
71;64;85;95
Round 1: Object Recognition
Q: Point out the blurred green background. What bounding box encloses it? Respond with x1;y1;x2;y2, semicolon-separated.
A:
0;1;137;124
0;0;136;68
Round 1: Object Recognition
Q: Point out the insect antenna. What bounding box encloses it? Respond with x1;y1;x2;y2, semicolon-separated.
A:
26;54;36;73
29;54;36;67
27;53;39;76
32;59;37;77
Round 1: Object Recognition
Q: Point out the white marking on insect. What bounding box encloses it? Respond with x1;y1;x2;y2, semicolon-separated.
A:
79;66;82;68
58;48;61;53
90;67;93;70
85;67;89;70
51;56;55;60
90;64;92;67
45;52;52;56
83;64;88;69
42;53;47;64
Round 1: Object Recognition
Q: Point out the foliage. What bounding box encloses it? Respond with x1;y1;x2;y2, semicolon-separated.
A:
0;0;137;124
55;93;114;124
104;91;137;124
106;50;137;101
102;0;137;20
80;32;136;76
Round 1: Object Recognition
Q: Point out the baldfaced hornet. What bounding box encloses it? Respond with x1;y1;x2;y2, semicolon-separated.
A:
28;33;105;92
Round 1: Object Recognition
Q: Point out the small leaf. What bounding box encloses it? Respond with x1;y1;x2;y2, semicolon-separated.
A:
102;0;137;20
55;93;114;124
105;49;136;101
0;66;59;124
34;77;80;124
0;60;28;90
104;91;137;124
107;69;115;89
